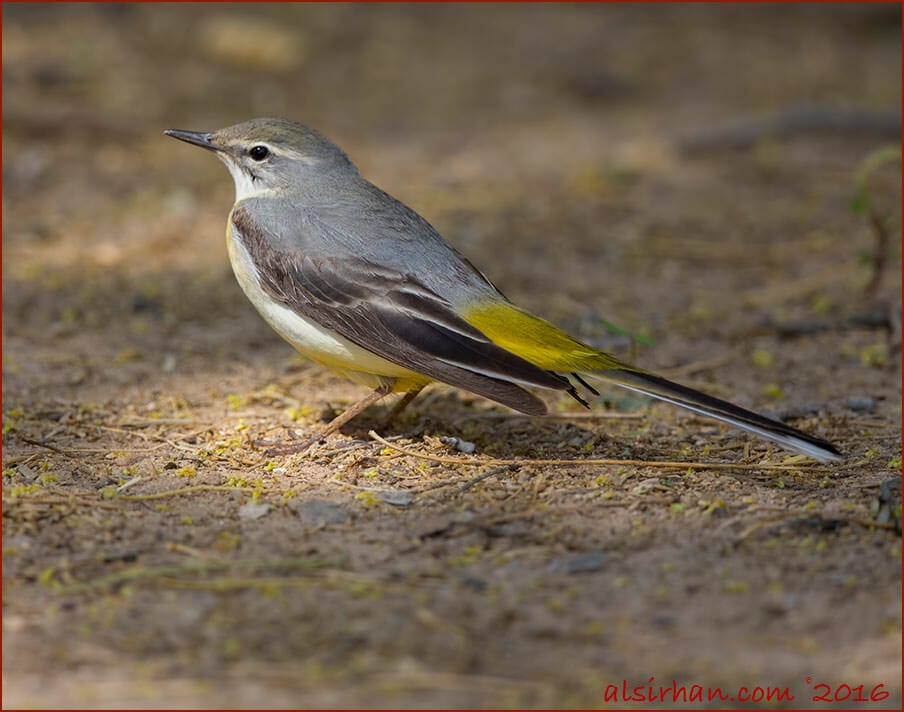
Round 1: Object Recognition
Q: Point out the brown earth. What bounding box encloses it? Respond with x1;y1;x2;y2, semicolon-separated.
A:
2;3;901;709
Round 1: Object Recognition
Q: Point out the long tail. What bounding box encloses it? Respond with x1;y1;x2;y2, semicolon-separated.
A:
461;301;843;462
594;369;843;462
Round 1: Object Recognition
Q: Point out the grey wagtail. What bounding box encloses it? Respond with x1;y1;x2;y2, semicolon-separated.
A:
165;118;842;461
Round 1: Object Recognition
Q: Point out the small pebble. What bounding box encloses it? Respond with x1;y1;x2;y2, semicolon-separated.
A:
376;490;414;507
441;436;476;454
462;576;488;592
874;477;902;534
846;396;875;413
4;535;35;551
651;614;675;629
292;499;348;527
238;503;270;520
767;403;825;419
17;463;39;482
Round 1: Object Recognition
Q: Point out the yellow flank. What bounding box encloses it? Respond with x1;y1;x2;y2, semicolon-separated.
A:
463;301;632;373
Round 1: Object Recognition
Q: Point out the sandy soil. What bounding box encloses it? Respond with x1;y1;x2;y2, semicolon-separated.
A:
2;3;901;708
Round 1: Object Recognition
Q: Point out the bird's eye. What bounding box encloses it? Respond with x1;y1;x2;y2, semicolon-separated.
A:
249;145;270;161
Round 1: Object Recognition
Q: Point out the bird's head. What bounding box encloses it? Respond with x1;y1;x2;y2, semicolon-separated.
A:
165;117;355;200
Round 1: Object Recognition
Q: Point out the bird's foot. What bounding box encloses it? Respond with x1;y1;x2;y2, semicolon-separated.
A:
254;385;397;457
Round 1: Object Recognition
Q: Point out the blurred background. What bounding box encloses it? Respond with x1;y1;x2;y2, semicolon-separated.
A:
3;3;900;345
3;3;901;708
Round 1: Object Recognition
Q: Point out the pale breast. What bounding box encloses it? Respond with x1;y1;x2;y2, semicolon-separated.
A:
225;221;422;386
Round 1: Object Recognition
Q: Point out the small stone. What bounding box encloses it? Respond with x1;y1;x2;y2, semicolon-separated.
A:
462;576;488;592
292;499;349;527
874;477;902;534
4;535;35;551
651;614;675;629
441;436;476;454
376;490;414;507
17;463;38;482
846;396;875;412
238;503;270;520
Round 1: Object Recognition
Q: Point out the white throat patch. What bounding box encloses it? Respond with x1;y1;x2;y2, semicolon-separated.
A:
218;156;272;201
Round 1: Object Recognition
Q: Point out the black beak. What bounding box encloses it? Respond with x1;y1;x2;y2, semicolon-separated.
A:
164;129;220;152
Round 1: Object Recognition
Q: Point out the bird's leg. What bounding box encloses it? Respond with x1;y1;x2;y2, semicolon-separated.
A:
259;384;393;455
381;386;424;429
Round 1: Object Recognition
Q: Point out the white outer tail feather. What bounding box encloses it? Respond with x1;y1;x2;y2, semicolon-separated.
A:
596;375;843;463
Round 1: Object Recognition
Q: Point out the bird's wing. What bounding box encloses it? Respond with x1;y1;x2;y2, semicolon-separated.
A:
231;205;571;415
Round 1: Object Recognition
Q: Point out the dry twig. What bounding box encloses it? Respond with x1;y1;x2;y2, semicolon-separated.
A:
369;431;845;473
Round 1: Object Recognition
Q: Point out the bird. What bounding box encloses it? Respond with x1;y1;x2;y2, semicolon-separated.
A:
164;118;842;462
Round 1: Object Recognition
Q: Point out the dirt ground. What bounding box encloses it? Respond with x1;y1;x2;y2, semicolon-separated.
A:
2;3;902;709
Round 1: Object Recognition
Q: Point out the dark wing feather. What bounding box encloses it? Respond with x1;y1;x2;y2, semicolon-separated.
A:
232;206;570;415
